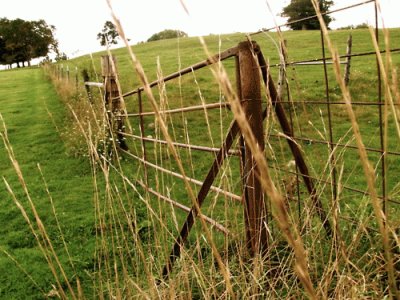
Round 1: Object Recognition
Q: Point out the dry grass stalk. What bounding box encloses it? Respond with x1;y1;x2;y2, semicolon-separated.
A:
1;115;76;299
105;0;235;297
311;0;399;298
198;37;317;298
5;0;397;297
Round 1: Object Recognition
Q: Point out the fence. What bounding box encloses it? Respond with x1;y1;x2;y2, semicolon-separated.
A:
106;43;292;277
52;0;399;285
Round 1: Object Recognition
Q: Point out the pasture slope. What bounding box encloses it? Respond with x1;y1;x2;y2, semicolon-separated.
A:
0;68;94;299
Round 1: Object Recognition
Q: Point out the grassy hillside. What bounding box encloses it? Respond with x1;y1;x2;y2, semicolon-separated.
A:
63;28;400;223
68;28;400;94
0;27;399;298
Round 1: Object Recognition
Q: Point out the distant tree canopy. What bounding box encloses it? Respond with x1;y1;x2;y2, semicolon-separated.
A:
147;29;188;42
55;52;68;61
0;18;58;67
281;0;334;30
337;23;369;30
97;21;120;46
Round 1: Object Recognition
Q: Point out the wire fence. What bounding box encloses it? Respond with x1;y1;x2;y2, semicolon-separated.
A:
50;0;399;280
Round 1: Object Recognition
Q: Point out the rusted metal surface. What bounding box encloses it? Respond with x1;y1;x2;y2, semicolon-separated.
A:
162;119;242;279
257;49;333;237
237;41;268;255
118;132;240;156
105;0;398;279
135;180;230;235
125;102;230;117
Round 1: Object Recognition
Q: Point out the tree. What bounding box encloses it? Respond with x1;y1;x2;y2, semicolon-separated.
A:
0;18;16;66
0;36;7;66
55;52;68;61
0;18;58;67
147;29;188;42
97;21;120;46
337;23;368;30
281;0;334;30
29;20;58;61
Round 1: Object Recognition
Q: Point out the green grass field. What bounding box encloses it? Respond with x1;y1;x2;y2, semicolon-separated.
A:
0;68;99;298
0;27;399;298
64;28;400;227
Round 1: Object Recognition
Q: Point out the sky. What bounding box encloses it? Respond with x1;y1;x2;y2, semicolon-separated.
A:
1;0;399;59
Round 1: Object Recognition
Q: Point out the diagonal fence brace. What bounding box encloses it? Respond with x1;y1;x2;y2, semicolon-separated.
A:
161;119;241;280
161;41;332;281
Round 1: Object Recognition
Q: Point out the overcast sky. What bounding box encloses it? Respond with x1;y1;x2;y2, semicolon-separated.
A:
1;0;399;58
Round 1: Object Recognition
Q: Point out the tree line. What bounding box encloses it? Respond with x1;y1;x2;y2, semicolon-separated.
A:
1;1;335;68
0;18;58;68
97;0;334;47
97;21;188;46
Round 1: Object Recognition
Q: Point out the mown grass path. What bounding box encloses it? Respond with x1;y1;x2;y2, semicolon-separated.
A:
0;68;95;299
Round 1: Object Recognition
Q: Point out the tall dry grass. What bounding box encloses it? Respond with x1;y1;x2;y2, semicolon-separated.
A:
2;1;399;299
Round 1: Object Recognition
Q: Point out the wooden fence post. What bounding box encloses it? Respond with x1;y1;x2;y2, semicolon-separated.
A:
101;55;128;150
344;34;352;86
81;69;92;103
75;67;78;91
236;41;268;256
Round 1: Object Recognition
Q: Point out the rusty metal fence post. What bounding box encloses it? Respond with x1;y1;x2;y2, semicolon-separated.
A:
236;41;269;255
101;55;128;150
